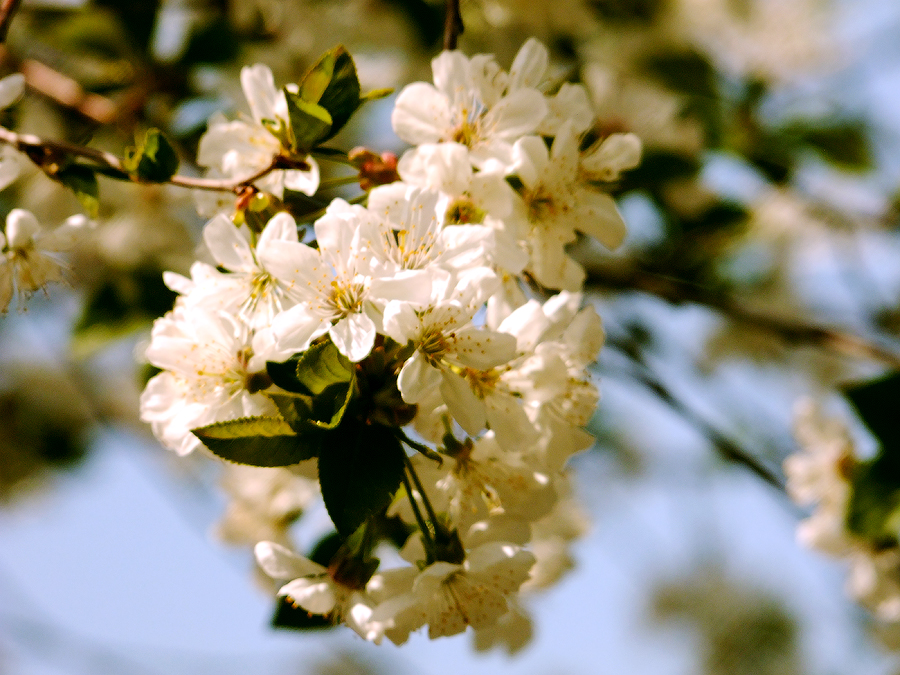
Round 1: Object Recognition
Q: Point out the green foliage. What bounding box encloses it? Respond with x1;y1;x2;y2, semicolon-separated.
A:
94;0;161;55
73;268;177;355
192;416;320;467
271;595;335;631
383;0;444;46
181;17;240;64
266;340;355;396
284;93;333;154
318;421;405;536
309;47;361;139
54;164;100;218
642;49;722;144
124;129;180;183
785;121;872;171
844;373;900;545
283;45;385;153
618;150;701;193
270;383;353;432
591;0;664;23
681;201;748;236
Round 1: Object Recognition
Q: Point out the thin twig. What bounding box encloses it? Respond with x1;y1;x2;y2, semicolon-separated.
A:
0;0;21;43
0;126;127;171
443;0;463;51
586;263;900;370
606;334;785;491
166;159;282;192
0;126;285;193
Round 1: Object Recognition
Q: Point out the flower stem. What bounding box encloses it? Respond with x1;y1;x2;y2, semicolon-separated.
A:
397;429;443;464
402;452;443;534
400;466;437;563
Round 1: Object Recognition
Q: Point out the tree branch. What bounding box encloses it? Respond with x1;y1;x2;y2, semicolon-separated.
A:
21;60;117;124
443;0;463;51
0;0;21;43
586;263;900;370
606;334;786;491
0;126;285;193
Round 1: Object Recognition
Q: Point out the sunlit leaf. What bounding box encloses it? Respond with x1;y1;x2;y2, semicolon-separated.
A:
192;416;320;467
123;128;180;182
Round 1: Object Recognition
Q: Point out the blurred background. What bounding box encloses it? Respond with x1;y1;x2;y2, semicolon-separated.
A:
2;0;900;672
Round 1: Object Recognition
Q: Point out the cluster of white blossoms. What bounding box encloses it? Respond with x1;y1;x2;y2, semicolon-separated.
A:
139;38;640;647
787;399;900;622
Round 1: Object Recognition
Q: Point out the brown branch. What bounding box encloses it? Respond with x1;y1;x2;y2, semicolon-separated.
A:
0;0;21;43
0;125;285;193
21;60;117;125
443;0;463;51
586;263;900;370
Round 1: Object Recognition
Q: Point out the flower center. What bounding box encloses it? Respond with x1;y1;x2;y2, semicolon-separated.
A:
445;198;486;225
328;279;366;317
421;329;453;365
463;367;501;399
525;187;557;221
239;271;281;322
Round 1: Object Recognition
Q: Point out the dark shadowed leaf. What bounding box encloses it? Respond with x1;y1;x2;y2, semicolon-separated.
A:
55;165;100;218
318;421;405;536
271;595;335;631
844;373;900;543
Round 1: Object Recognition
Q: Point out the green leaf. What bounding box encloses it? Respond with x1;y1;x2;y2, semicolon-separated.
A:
55;165;100;218
296;340;355;395
641;49;722;144
271;595;335;631
284;91;333;153
299;50;336;104
617;150;700;193
845;373;900;452
123;128;180;182
844;373;900;543
180;17;240;64
266;340;355;396
308;531;345;566
270;381;353;432
317;421;405;536
315;47;361;141
681;201;748;235
266;354;306;392
846;458;900;546
747;132;796;184
360;88;393;102
791;122;872;171
192;416;320;467
643;49;718;102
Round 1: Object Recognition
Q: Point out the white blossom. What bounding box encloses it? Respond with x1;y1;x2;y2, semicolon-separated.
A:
372;542;534;643
0;209;88;312
196;64;319;214
255;541;386;643
392;48;548;171
139;307;276;455
511;122;627;290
